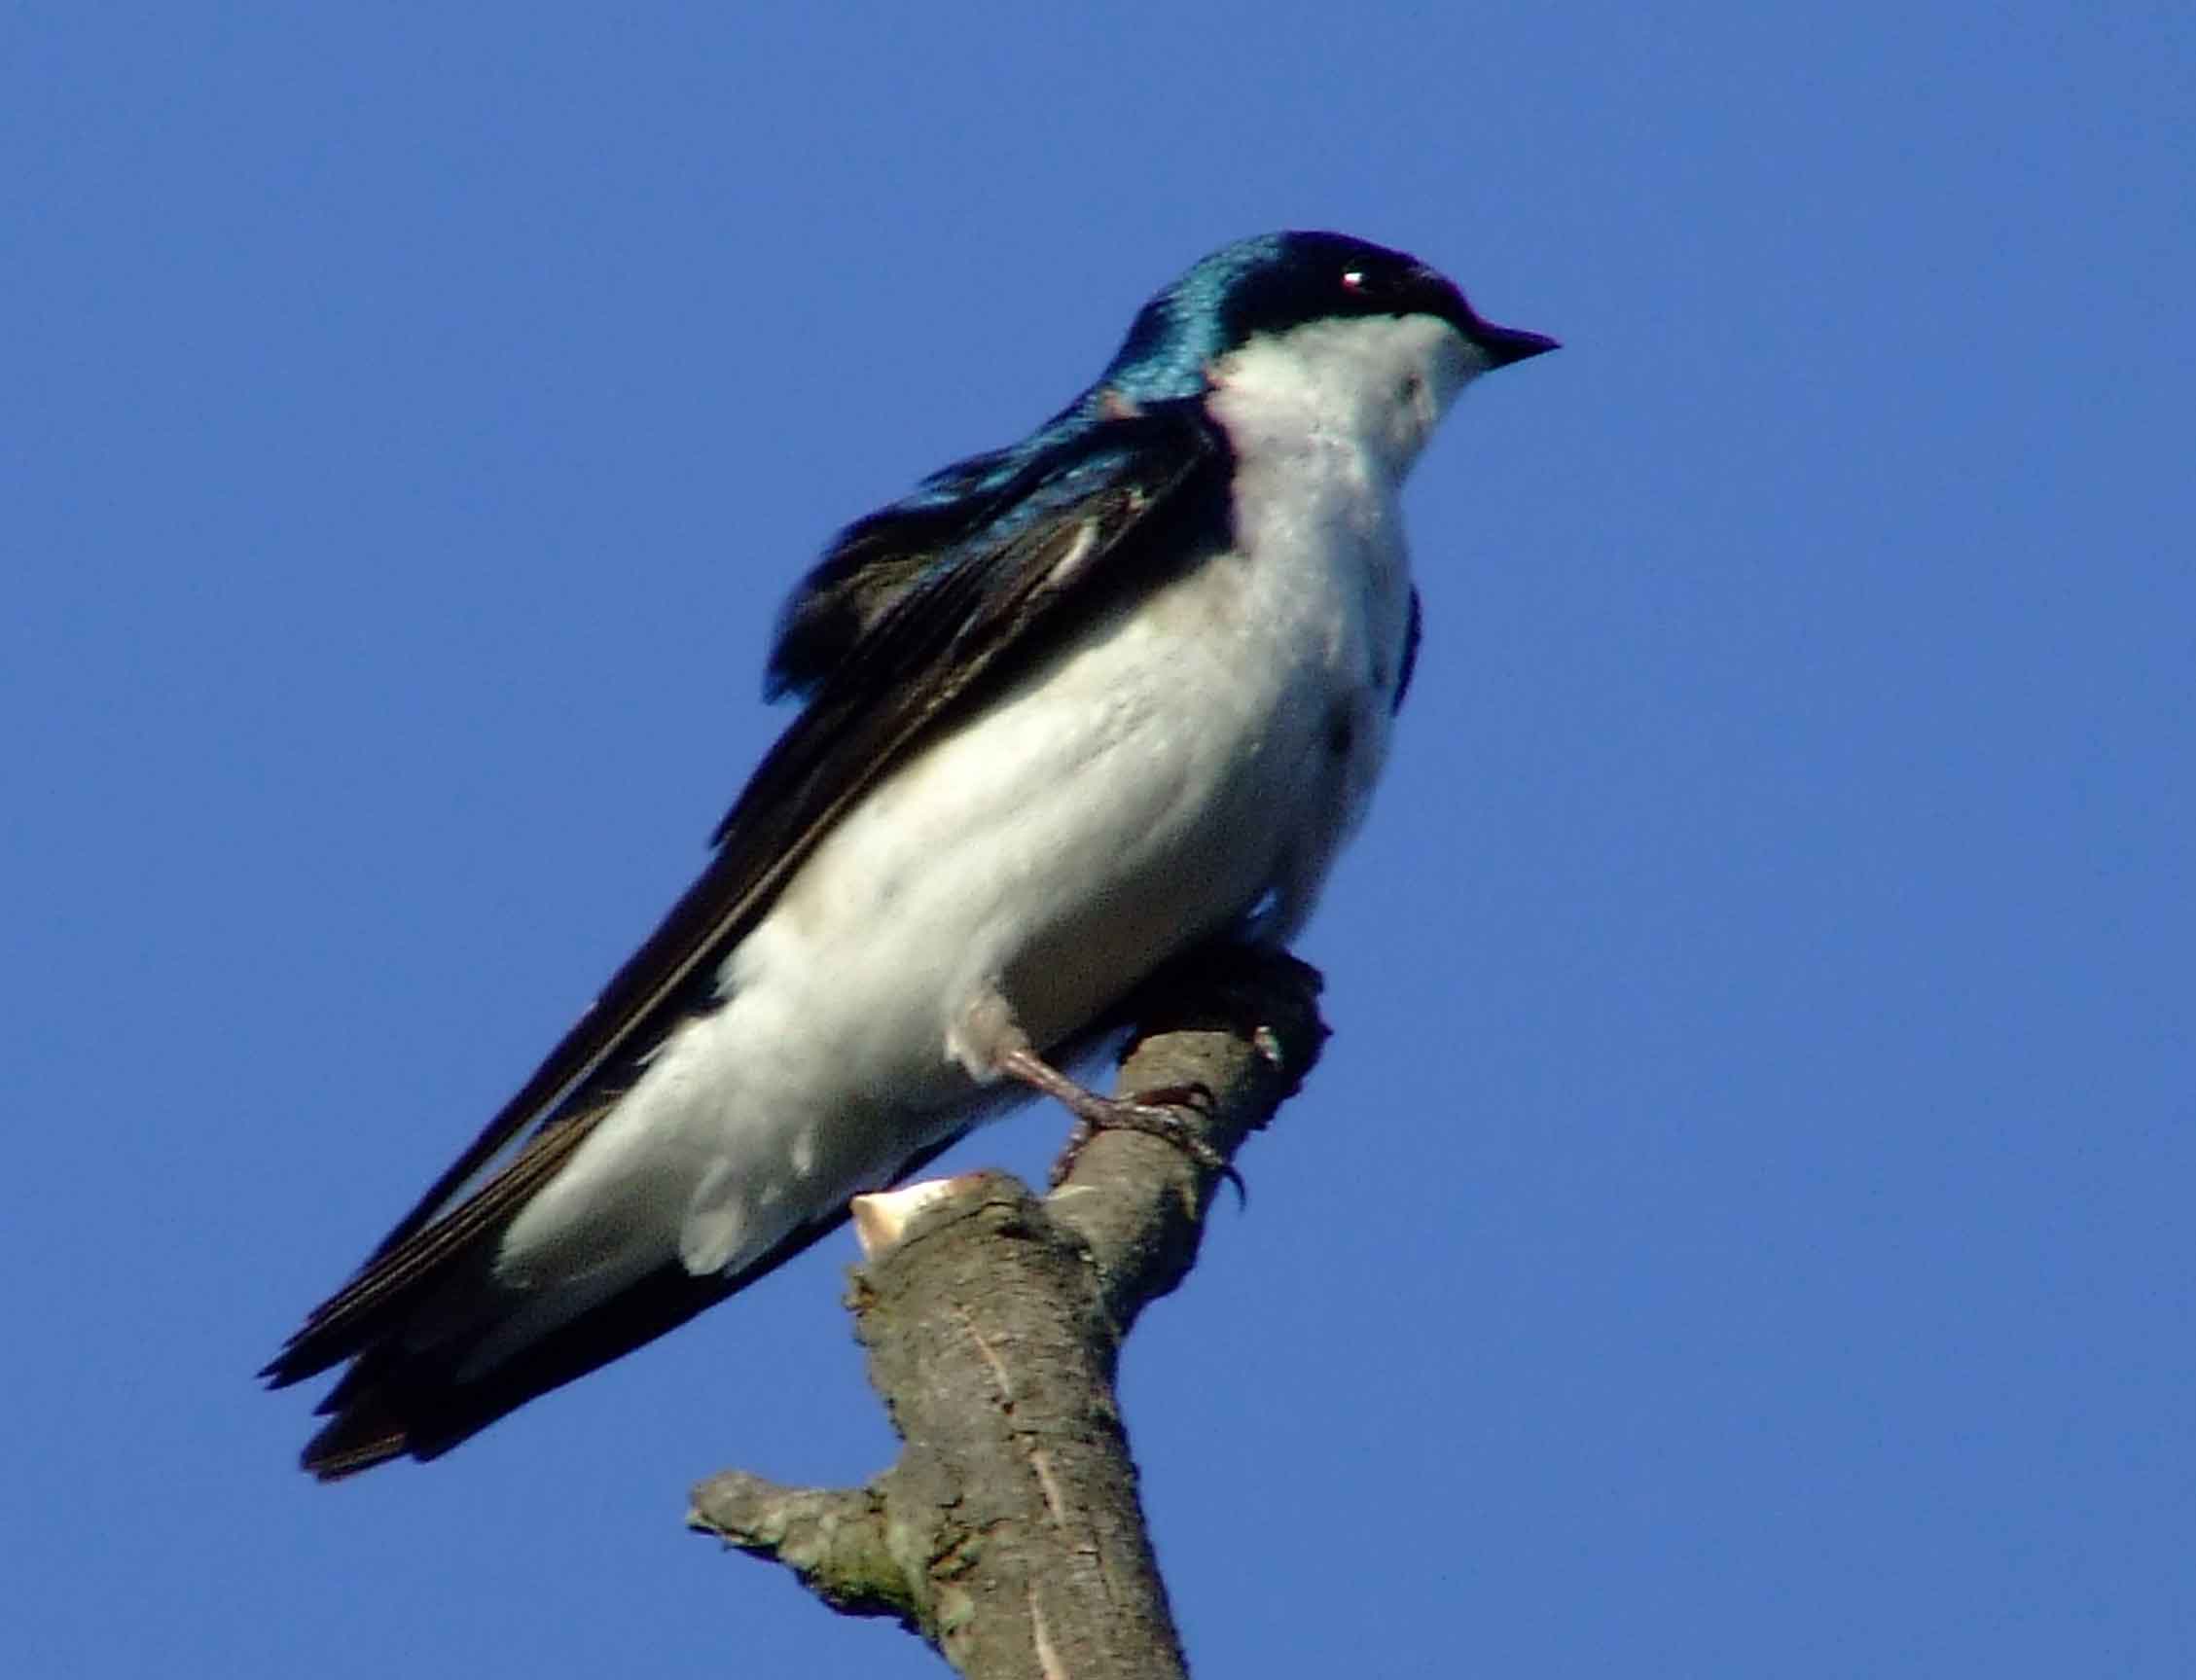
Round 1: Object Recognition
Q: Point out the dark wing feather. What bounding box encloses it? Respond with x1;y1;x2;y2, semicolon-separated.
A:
764;441;1030;699
264;401;1231;1398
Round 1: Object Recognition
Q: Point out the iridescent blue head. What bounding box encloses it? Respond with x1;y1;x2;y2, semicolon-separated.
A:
1098;231;1558;406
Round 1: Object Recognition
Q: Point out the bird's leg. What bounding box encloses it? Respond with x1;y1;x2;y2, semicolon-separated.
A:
951;991;1236;1195
990;1045;1230;1192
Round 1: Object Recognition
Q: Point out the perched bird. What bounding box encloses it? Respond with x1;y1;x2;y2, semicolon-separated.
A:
263;230;1556;1477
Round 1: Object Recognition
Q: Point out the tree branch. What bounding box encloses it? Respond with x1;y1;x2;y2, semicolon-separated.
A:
690;948;1328;1677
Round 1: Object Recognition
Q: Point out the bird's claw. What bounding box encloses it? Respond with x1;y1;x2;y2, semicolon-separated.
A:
1048;1080;1244;1204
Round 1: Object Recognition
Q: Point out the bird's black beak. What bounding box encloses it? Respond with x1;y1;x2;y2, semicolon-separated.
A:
1474;320;1561;368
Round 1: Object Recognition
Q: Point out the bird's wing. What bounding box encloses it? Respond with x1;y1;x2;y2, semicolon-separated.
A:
263;400;1232;1387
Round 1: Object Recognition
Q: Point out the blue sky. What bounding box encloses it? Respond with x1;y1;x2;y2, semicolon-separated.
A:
5;4;2190;1674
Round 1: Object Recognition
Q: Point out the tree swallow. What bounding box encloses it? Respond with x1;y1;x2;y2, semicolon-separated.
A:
263;231;1556;1477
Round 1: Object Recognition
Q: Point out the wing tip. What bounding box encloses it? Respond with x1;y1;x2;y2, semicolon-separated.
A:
299;1379;445;1481
303;1430;411;1482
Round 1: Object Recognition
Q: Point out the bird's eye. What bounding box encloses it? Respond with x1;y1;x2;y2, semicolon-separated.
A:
1340;269;1367;293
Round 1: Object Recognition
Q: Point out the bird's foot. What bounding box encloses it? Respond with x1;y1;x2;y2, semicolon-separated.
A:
1043;1076;1242;1202
992;1038;1242;1199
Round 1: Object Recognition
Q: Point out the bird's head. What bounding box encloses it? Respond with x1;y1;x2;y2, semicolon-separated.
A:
1097;231;1557;476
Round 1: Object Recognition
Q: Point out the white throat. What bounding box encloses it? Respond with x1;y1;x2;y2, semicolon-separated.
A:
1205;313;1483;485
